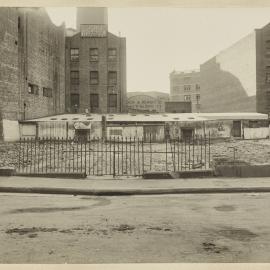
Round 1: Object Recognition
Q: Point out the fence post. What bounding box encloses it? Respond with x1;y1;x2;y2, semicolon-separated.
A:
208;131;211;169
113;137;116;178
142;136;144;174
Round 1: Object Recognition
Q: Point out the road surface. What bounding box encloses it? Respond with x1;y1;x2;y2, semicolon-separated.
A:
0;192;270;263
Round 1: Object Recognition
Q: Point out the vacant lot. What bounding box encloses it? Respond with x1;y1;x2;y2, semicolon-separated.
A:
2;139;270;174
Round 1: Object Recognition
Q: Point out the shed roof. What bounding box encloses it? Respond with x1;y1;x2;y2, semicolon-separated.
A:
23;112;268;123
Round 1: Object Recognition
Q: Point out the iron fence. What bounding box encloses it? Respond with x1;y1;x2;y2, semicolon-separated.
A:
17;134;211;176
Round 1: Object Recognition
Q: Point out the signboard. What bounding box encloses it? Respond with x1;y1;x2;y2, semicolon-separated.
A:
74;121;91;130
81;24;107;38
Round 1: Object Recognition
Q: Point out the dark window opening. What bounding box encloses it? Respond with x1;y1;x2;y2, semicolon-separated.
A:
90;94;99;108
90;48;98;61
108;71;117;85
43;87;53;97
70;94;80;113
28;83;39;95
70;71;79;84
90;71;99;85
108;94;117;108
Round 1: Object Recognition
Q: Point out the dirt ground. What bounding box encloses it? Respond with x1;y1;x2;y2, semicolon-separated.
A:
1;192;270;263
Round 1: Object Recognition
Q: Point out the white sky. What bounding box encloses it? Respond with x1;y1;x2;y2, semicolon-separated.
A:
46;7;270;93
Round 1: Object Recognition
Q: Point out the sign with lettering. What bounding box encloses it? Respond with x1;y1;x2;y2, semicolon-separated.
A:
81;24;107;38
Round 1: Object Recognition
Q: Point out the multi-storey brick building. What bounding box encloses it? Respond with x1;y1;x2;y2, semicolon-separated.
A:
200;22;270;114
169;70;201;113
65;7;127;114
0;7;65;140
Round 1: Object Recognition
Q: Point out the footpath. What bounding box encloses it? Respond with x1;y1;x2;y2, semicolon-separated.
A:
1;176;270;196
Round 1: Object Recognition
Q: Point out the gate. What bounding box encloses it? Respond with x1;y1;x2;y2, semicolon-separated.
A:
17;134;211;176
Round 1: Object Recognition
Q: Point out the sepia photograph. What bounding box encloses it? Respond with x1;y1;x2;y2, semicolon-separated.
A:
1;0;270;265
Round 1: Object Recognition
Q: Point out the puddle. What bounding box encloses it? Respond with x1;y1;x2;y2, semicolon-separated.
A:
112;224;135;232
8;206;88;214
202;242;229;254
6;227;58;235
217;227;258;241
214;205;236;212
147;226;172;232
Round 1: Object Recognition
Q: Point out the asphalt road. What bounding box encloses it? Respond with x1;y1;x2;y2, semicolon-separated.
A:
0;192;270;263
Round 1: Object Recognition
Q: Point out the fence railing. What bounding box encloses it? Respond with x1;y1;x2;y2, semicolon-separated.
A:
17;134;211;176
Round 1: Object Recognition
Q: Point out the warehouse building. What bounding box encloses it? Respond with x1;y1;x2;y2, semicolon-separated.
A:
65;7;127;114
169;70;201;113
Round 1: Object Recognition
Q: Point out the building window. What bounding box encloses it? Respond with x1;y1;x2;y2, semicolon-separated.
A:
266;73;270;83
28;83;39;95
108;71;117;85
196;94;200;103
90;71;99;85
90;94;99;108
184;85;191;91
184;95;191;101
70;94;80;112
108;48;117;61
196;84;200;90
43;87;53;97
90;48;98;61
70;48;79;62
70;71;79;84
108;94;117;108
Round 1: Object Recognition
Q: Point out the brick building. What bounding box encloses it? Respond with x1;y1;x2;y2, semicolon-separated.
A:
200;22;270;114
0;7;65;140
65;7;127;114
165;101;192;113
169;70;201;113
127;91;169;113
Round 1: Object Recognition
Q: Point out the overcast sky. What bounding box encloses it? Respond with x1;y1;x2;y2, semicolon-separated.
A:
46;7;270;94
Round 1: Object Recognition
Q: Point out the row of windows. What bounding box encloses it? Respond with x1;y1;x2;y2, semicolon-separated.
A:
28;84;53;97
172;84;200;92
70;93;117;108
184;94;200;102
70;71;117;85
70;48;117;62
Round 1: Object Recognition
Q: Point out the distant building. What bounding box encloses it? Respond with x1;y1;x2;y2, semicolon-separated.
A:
200;22;270;114
127;91;169;113
165;101;192;113
0;7;65;141
170;70;201;113
65;7;127;114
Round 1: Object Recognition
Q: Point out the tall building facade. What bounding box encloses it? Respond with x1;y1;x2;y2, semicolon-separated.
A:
200;22;270;114
65;7;127;114
0;7;65;140
169;70;201;113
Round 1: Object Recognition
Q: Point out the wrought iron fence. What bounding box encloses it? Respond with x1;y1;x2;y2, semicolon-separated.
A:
17;134;211;176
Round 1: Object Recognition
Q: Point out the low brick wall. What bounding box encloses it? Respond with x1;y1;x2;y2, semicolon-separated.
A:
215;164;270;177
